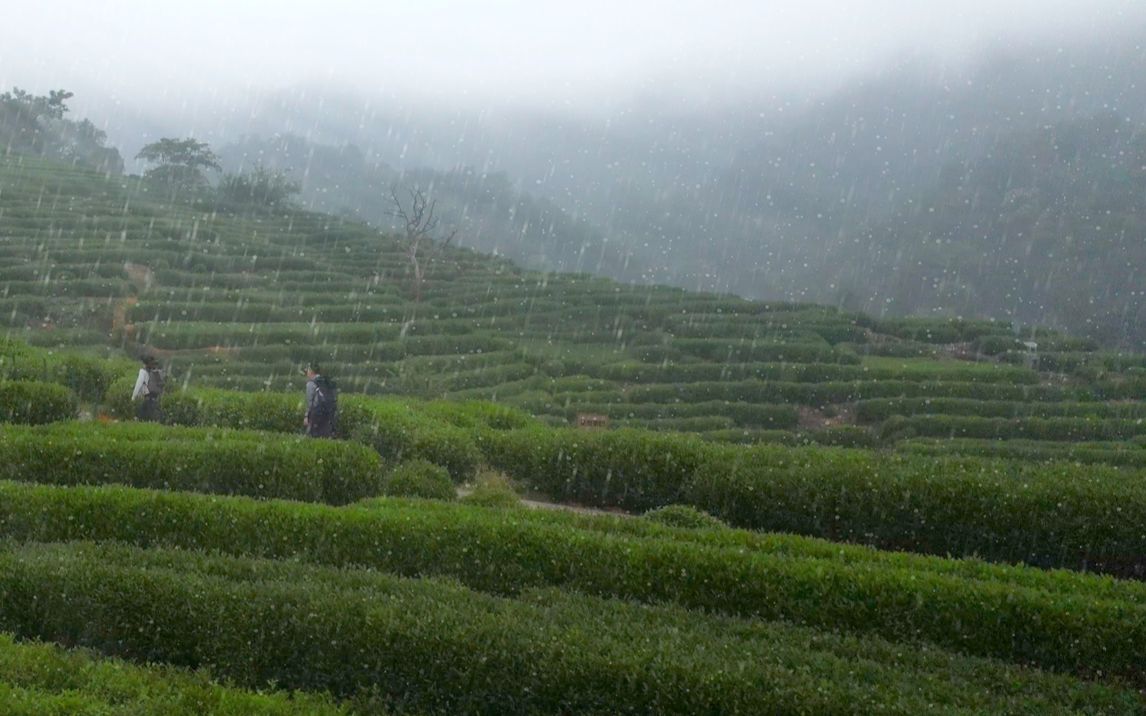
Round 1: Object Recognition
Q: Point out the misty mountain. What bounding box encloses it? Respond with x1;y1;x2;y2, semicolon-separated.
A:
834;113;1146;347
219;134;645;281
40;21;1146;348
219;26;1146;345
700;33;1146;345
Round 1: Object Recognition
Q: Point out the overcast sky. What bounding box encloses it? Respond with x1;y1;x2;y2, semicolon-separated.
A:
3;1;1144;117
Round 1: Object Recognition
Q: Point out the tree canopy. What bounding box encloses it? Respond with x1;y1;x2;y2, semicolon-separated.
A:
0;88;121;173
136;138;221;188
217;164;300;208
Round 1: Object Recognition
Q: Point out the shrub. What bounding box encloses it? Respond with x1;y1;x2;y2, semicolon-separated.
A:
670;338;858;364
878;415;1146;443
856;398;1146;424
699;429;803;446
461;469;522;508
101;387;485;483
804;426;877;448
216;165;300;208
0;381;76;424
382;460;456;500
345;397;482;483
162;389;305;433
483;428;710;511
873;318;1011;343
0;633;347;715
4;482;1146;680
898;438;1146;469
0;339;125;402
476;426;1146;575
0;541;1138;714
420;400;536;430
643;505;727;530
101;374;138;419
625;379;1072;407
0;423;383;504
619;416;736;432
841;341;937;358
683;447;1146;573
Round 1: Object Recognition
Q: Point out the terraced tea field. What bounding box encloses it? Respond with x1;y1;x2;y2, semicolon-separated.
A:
1;155;1145;712
3;154;1145;460
0;391;1143;712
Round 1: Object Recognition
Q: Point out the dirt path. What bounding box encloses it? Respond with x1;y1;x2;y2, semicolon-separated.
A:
519;497;630;516
796;404;856;430
122;262;154;290
112;263;154;341
456;487;631;517
110;296;138;335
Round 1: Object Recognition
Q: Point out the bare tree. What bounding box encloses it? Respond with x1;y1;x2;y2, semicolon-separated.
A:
387;186;457;304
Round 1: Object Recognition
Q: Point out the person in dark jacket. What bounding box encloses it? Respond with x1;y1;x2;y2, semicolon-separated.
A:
304;363;338;438
131;355;165;423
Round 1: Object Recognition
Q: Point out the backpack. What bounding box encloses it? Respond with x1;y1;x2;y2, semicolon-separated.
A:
311;376;337;420
145;368;165;398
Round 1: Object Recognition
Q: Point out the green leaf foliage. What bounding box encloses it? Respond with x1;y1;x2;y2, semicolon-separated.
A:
0;381;75;424
0;338;127;403
0;540;1138;715
0;633;349;715
1;481;1143;681
0;423;383;504
485;429;1146;574
642;504;727;530
381;459;456;500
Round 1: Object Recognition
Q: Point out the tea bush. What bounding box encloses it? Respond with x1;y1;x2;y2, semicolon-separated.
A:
0;633;348;715
0;540;1137;714
0;423;383;504
0;381;76;424
382;459;455;500
643;504;727;530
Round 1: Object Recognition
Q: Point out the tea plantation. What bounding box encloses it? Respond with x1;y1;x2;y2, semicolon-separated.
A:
0;154;1145;712
6;153;1146;454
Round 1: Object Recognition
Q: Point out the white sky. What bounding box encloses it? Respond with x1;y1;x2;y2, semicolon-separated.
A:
2;1;1143;112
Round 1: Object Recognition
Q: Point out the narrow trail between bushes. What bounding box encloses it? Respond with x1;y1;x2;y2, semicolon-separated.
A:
456;487;632;517
110;296;137;336
520;497;632;516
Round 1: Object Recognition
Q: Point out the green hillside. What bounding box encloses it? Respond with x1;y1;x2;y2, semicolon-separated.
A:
4;153;1145;456
1;154;1145;712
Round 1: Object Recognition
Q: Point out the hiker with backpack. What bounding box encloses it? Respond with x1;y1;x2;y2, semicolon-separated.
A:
304;363;338;438
131;355;165;423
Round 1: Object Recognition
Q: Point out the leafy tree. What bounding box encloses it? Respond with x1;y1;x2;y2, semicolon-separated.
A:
0;88;73;119
0;88;73;154
136;138;221;188
217;165;300;208
0;88;121;172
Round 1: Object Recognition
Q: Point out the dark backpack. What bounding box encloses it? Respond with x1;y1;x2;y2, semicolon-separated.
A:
311;376;337;420
146;368;165;398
